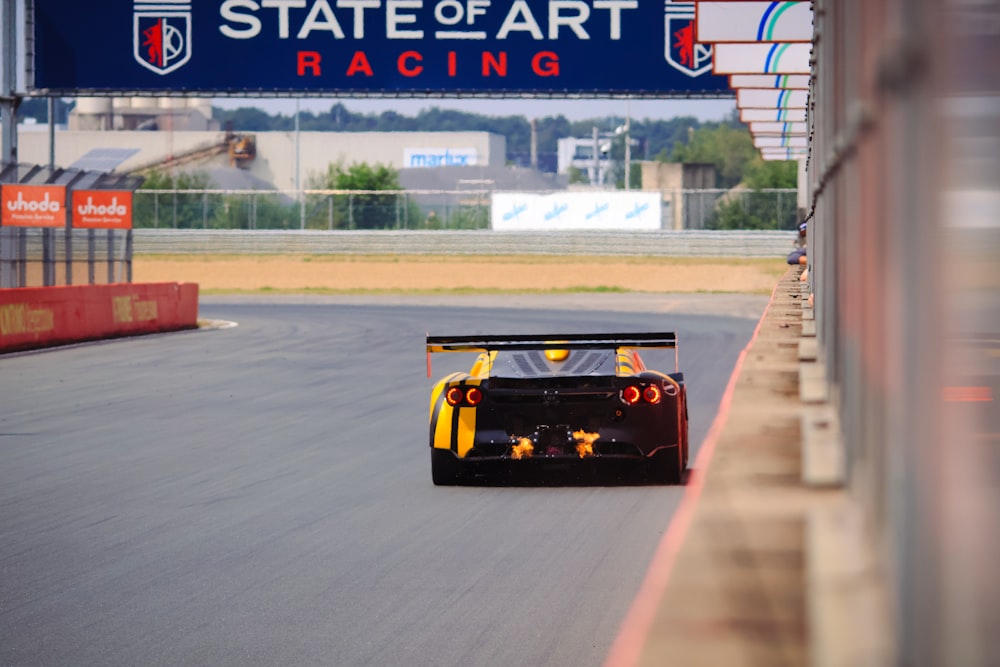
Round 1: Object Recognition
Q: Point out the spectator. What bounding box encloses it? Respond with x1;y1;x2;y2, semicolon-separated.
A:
787;220;808;265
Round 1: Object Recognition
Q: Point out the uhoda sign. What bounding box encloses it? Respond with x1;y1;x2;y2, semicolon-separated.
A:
31;0;730;96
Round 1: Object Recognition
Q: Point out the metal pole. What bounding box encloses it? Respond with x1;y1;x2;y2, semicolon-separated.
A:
295;98;304;229
0;0;16;165
88;229;95;285
0;0;19;288
530;118;538;170
106;230;114;284
624;99;631;191
592;126;599;186
48;98;55;166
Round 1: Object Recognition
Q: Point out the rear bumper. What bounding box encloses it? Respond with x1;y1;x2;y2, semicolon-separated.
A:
433;441;678;462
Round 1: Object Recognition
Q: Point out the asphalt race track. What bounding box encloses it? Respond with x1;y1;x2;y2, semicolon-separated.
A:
0;295;765;667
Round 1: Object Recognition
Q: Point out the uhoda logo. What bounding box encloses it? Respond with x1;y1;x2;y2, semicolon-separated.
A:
134;0;192;75
6;191;61;213
77;196;128;216
664;1;713;77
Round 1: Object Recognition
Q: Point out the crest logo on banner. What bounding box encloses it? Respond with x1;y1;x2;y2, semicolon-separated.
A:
664;1;713;77
133;0;192;75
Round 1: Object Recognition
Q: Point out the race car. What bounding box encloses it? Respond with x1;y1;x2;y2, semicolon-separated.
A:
426;332;688;485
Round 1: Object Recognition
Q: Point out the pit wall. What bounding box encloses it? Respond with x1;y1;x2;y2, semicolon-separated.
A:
0;283;199;353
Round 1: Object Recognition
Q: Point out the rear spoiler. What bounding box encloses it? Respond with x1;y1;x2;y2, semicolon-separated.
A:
426;332;678;377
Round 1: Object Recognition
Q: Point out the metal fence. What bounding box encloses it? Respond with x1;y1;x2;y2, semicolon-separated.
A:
0;187;799;287
132;188;799;232
0;227;796;288
0;227;132;288
673;188;800;231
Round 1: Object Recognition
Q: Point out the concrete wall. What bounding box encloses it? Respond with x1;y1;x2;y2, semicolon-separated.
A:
640;161;717;230
640;161;716;190
0;282;199;353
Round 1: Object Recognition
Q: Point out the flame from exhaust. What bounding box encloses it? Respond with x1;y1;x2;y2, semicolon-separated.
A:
573;430;599;458
511;437;534;460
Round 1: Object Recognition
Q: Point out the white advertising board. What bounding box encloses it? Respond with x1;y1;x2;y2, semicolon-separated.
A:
491;192;662;231
696;2;814;43
713;43;812;74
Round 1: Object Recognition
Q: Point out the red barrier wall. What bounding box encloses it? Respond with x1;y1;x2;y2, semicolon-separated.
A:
0;283;199;353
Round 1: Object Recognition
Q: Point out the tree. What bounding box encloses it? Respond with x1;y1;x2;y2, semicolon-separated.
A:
742;158;798;189
133;170;217;228
307;161;405;230
211;104;722;174
567;166;590;185
706;158;800;231
668;124;757;188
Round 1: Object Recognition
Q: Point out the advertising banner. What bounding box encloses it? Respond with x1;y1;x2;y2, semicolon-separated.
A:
748;121;808;136
72;191;134;229
712;42;812;74
740;107;806;122
491;192;661;231
32;0;731;96
695;2;813;43
729;74;809;89
1;185;66;228
754;135;808;149
737;88;808;109
0;283;199;353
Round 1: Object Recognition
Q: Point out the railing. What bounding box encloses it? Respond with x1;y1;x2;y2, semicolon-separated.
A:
0;187;799;288
132;228;796;257
0;228;132;288
132;188;800;232
133;189;491;231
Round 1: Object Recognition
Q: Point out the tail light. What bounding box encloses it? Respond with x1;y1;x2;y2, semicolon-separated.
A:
465;387;483;406
446;386;484;407
621;383;664;405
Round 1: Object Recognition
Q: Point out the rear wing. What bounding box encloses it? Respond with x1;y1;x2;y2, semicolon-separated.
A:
426;332;678;377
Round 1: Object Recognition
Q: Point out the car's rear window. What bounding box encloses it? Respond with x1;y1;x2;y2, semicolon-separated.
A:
490;349;617;378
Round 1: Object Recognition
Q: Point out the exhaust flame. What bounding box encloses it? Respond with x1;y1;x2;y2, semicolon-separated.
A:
511;437;534;460
573;430;599;458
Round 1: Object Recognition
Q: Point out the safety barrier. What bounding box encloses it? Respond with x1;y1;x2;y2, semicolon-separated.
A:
131;229;797;258
0;282;199;353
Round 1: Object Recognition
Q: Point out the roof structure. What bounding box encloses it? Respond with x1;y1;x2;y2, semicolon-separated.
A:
0;161;145;190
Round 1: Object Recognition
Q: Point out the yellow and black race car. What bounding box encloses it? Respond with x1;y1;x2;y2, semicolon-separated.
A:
426;332;688;485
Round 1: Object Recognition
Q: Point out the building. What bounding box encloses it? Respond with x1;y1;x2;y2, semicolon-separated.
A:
556;134;615;186
70;97;219;132
15;128;507;192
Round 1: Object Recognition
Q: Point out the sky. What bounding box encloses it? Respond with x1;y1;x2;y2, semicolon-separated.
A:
211;97;738;123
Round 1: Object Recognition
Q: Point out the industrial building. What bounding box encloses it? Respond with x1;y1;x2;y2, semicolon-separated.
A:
16;97;509;192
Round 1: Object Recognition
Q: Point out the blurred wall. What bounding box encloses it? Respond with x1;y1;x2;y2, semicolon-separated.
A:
810;1;998;664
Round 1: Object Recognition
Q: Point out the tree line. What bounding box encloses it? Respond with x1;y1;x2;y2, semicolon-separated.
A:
213;102;743;171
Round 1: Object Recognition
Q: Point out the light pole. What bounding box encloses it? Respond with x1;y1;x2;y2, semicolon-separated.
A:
614;120;632;189
295;98;304;229
624;120;631;190
624;98;631;190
